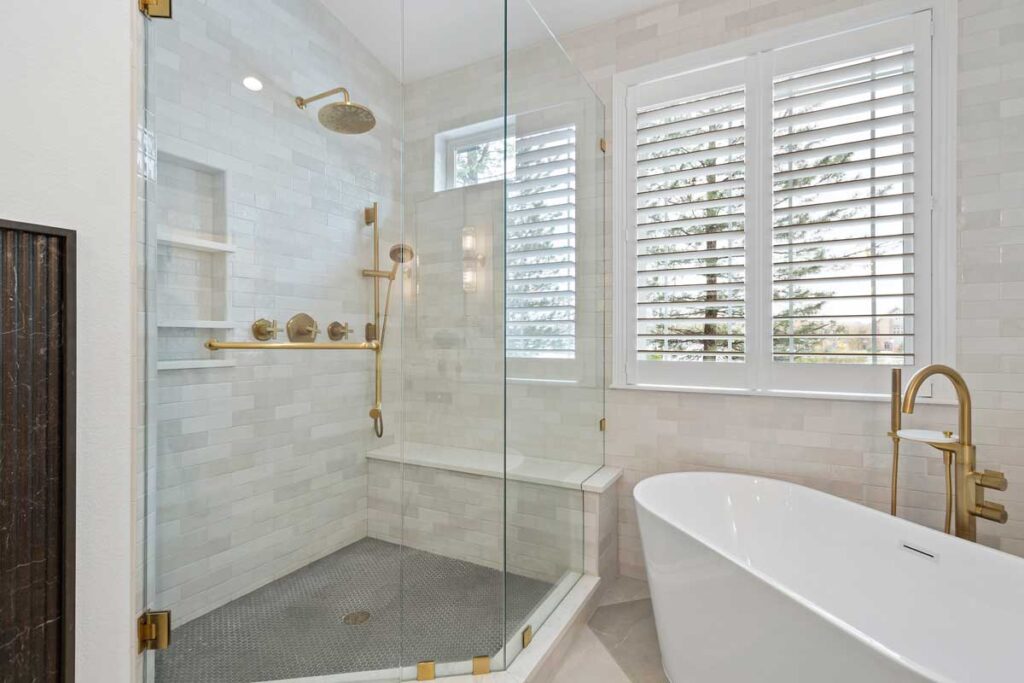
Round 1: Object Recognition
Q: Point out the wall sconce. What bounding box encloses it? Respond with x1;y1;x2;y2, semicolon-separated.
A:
462;226;485;292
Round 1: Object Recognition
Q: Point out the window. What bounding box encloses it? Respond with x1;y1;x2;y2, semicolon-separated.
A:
614;9;952;395
506;126;577;360
435;117;513;191
435;120;580;368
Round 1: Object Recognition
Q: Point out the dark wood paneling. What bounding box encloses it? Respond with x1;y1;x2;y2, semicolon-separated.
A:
0;219;75;683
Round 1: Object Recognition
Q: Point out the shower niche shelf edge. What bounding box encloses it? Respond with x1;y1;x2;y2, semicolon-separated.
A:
153;149;235;371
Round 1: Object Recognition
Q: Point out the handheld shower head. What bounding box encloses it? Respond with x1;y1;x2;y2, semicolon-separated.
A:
389;243;415;264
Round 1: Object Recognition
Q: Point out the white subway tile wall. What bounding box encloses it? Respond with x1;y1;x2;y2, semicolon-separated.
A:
145;0;402;624
557;0;1024;579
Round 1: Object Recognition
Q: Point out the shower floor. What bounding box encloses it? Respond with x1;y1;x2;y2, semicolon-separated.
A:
154;538;554;682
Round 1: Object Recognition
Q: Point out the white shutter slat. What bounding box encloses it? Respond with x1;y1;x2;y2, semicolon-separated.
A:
773;26;917;371
634;84;747;365
507;126;577;359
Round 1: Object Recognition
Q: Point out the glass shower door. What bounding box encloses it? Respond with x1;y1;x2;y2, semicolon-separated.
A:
140;2;405;681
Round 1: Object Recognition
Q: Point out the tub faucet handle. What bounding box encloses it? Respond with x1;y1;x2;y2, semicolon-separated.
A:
976;469;1008;492
973;500;1008;524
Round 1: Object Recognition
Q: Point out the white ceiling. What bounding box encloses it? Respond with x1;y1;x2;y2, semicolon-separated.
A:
320;0;669;82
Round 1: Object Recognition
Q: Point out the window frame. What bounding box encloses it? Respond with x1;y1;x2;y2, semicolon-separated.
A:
611;0;956;401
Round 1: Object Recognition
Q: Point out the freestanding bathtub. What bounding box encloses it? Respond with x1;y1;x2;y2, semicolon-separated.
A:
635;472;1024;683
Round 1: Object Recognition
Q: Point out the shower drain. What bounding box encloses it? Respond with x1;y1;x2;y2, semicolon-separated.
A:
343;611;371;625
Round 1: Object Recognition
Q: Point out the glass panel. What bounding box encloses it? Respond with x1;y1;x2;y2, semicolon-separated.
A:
143;2;405;680
397;1;509;677
503;0;606;669
143;2;602;680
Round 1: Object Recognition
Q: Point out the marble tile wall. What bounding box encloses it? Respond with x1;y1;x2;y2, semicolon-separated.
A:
555;0;1024;579
145;0;401;624
367;460;585;583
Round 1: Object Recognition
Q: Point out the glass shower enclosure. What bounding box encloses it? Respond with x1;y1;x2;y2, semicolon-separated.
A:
138;1;604;681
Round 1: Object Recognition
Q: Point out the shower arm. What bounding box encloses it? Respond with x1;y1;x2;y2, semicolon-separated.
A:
295;86;350;109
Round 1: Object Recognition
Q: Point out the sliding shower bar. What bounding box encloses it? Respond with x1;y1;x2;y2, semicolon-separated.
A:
204;339;378;351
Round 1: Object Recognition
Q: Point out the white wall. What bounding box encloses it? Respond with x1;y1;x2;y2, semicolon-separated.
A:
0;2;136;682
557;0;1024;579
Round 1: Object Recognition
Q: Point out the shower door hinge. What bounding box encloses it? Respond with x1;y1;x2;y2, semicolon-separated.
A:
139;0;172;19
138;610;171;652
599;417;606;432
599;137;607;153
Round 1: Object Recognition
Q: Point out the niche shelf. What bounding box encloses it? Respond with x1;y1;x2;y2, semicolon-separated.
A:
154;152;234;371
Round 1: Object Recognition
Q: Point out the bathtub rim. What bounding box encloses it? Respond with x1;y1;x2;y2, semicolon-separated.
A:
632;471;1024;683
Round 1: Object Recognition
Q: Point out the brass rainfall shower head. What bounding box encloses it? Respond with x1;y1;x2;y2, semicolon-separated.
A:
295;86;376;134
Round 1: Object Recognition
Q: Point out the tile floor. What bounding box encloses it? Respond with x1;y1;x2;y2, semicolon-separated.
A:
550;576;667;683
155;538;553;682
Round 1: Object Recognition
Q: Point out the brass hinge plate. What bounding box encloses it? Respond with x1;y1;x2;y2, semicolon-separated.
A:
138;610;171;652
522;625;533;648
472;656;491;675
599;417;606;432
416;660;435;680
599;137;607;153
139;0;172;18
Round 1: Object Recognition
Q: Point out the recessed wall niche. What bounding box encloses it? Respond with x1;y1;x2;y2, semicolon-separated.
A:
154;153;235;371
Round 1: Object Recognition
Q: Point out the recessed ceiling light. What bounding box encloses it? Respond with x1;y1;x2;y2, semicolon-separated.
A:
242;76;263;92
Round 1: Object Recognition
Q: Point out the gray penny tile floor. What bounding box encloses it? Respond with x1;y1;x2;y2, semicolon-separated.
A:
155;538;553;682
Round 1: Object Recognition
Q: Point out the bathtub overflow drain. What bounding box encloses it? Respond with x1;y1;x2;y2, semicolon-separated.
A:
343;611;371;625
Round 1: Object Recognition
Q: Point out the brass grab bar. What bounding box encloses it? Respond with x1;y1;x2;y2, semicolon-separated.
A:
205;339;378;351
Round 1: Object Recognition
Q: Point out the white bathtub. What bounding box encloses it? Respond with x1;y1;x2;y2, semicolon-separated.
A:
634;472;1024;683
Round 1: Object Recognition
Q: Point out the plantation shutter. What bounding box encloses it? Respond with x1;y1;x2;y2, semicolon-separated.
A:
771;40;920;366
629;64;749;388
506;125;576;359
618;13;935;392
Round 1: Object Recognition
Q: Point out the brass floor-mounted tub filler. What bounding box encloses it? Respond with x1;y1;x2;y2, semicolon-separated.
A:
889;364;1008;541
206;202;413;438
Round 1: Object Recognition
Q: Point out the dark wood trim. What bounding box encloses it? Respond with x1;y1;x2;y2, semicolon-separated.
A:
0;217;75;683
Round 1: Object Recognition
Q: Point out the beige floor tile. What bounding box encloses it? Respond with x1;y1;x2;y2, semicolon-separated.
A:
597;576;650;607
548;625;632;683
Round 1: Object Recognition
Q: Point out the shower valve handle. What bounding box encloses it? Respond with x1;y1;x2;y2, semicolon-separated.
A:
328;321;351;341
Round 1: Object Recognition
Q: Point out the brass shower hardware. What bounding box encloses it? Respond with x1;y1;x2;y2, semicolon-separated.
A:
891;365;1009;541
206;339;377;351
138;611;171;652
295;87;376;135
327;321;351;341
251;318;280;341
139;0;172;19
472;656;491;675
416;661;435;681
204;203;412;438
286;313;319;342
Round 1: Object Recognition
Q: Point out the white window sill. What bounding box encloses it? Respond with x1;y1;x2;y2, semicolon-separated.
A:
609;382;957;406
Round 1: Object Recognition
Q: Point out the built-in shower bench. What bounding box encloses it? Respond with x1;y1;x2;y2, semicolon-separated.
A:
366;441;620;492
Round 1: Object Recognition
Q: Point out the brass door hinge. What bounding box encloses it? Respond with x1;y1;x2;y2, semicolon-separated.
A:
138;610;171;652
416;660;435;681
599;137;607;153
599;417;606;432
522;625;533;648
139;0;172;19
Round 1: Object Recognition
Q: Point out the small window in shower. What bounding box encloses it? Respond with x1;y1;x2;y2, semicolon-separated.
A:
434;117;514;191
